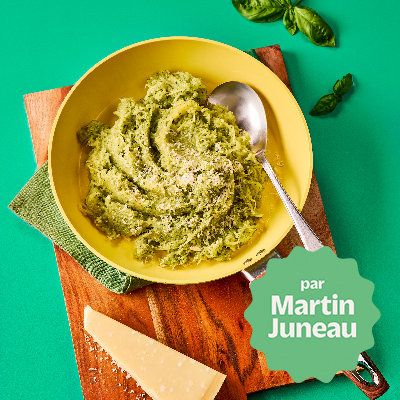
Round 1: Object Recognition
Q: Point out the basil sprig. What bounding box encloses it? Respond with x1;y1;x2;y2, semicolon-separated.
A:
232;0;335;47
309;74;353;116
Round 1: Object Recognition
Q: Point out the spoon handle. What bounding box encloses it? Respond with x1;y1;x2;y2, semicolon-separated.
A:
259;154;323;252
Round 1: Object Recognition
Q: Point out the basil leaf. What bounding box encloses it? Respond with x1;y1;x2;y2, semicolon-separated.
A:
309;94;338;116
275;0;291;6
294;6;335;47
333;73;353;96
232;0;287;23
283;8;297;35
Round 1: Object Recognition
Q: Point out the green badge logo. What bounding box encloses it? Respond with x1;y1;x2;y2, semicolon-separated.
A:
245;246;380;383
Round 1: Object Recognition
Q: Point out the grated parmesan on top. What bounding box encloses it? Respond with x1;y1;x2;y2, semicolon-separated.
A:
77;71;267;267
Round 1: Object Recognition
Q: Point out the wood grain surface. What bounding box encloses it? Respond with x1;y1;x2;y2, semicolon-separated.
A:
23;45;336;399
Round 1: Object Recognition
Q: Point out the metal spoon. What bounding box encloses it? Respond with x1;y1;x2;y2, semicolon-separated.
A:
208;81;323;251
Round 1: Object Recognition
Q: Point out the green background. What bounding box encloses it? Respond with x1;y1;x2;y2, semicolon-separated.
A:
1;0;399;399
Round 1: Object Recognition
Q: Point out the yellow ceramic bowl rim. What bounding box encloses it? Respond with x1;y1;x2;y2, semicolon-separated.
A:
48;36;313;284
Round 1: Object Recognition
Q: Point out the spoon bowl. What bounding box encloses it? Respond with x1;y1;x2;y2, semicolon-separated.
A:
208;82;267;156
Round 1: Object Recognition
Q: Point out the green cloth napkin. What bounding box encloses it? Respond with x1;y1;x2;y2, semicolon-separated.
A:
9;49;261;294
9;161;151;294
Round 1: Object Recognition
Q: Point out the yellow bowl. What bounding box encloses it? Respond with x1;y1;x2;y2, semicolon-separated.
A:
49;37;312;284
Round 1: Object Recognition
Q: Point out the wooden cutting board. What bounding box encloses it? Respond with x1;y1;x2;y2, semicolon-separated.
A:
24;44;336;400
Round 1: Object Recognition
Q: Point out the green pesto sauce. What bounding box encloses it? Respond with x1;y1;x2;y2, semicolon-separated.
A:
78;71;266;267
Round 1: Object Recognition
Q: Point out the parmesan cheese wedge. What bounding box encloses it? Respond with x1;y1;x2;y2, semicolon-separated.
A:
84;306;226;399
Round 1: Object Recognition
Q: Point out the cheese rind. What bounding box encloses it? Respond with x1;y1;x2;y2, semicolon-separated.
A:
84;306;226;400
